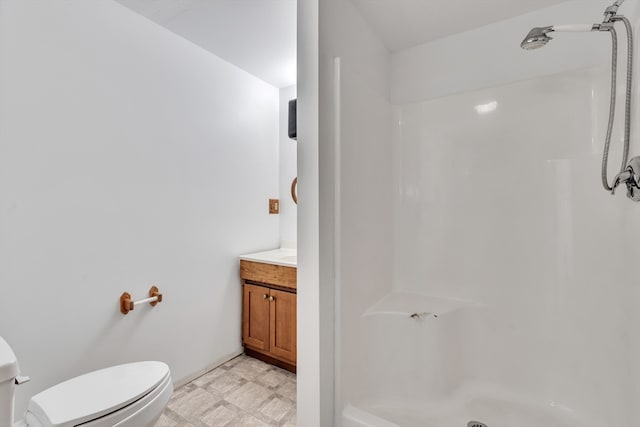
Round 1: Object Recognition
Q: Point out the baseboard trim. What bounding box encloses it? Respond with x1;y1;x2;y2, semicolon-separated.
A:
244;347;296;373
173;348;244;389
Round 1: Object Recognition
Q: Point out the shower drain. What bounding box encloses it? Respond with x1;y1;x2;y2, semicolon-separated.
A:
467;422;488;427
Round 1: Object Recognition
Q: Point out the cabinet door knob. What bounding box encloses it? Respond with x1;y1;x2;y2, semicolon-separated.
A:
269;296;275;302
263;294;268;299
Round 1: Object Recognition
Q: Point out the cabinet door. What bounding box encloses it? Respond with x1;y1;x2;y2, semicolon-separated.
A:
243;284;270;351
269;289;297;363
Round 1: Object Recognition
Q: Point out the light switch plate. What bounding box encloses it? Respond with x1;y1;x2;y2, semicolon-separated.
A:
269;199;279;214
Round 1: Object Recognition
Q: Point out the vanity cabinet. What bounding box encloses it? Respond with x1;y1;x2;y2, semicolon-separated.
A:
241;260;296;372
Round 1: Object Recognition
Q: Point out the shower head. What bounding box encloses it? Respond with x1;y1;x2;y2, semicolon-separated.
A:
521;26;554;50
520;24;599;50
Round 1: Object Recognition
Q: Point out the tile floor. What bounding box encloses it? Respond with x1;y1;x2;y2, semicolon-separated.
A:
155;355;296;427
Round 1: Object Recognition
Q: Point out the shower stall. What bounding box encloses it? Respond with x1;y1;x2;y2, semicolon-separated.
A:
314;0;640;426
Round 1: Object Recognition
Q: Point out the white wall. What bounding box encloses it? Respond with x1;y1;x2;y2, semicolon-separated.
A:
279;85;297;248
297;0;321;424
0;0;279;417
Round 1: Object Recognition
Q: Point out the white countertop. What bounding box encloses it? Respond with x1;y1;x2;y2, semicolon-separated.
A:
239;248;297;268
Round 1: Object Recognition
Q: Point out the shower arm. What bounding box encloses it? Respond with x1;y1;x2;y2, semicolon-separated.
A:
552;24;599;32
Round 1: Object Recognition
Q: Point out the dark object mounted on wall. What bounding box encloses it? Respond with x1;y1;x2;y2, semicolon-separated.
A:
288;99;297;140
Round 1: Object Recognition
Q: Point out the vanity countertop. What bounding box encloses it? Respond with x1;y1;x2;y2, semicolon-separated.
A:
239;248;297;268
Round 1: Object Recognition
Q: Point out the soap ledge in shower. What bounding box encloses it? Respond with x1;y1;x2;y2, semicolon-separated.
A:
342;404;400;427
362;290;484;318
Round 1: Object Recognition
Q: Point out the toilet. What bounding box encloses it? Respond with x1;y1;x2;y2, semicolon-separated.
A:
0;336;173;427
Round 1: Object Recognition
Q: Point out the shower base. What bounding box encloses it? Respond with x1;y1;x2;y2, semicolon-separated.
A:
342;383;601;427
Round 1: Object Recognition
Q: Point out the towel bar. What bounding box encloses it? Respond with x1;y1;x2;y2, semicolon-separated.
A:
120;286;163;315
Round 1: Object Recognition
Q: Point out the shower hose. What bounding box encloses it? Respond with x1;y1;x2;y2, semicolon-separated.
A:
602;16;633;192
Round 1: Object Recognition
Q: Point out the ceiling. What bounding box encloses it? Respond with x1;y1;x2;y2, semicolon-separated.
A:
114;0;578;87
349;0;573;51
115;0;297;88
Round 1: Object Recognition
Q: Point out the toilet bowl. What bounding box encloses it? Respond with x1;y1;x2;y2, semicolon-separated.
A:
0;336;173;427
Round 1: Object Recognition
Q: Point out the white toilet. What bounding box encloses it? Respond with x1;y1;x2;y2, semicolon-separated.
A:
0;336;173;427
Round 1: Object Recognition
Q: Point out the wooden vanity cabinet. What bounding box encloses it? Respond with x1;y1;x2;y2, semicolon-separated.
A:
241;260;296;372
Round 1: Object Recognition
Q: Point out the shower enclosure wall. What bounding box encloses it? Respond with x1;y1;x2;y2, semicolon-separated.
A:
318;0;640;426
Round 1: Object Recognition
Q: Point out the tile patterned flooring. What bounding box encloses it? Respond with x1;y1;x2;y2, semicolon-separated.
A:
155;355;296;427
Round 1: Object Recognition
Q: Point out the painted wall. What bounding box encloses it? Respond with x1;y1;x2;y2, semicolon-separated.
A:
279;85;297;248
296;0;321;424
0;0;279;417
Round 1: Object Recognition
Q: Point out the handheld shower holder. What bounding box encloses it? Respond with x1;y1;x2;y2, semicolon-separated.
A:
612;157;640;201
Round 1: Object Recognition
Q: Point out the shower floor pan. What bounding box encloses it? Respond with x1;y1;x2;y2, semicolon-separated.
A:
342;383;601;427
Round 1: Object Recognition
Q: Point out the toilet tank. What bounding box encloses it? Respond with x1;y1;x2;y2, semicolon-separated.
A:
0;336;19;427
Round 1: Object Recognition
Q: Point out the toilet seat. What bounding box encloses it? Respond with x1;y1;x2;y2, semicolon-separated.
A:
24;361;171;427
